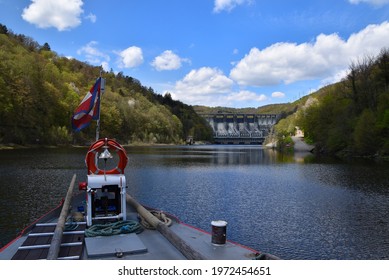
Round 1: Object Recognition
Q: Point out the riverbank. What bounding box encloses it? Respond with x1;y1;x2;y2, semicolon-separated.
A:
0;143;64;150
264;126;314;153
265;135;314;153
291;136;315;152
267;136;389;161
0;141;185;150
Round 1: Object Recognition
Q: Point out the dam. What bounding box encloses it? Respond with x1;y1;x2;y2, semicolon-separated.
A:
200;113;279;144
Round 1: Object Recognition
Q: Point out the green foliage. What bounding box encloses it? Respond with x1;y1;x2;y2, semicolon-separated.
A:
277;135;294;152
274;114;296;137
0;25;212;145
0;24;8;34
157;93;213;142
297;49;389;157
48;126;72;145
194;102;299;115
353;109;379;155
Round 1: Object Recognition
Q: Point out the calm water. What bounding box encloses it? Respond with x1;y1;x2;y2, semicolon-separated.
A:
0;145;388;259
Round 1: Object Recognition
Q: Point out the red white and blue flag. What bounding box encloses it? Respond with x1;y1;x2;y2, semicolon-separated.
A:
71;77;104;132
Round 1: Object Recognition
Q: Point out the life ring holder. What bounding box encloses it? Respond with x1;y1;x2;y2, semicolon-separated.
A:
86;138;128;175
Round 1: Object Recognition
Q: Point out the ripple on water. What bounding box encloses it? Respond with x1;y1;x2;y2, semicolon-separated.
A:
1;147;389;259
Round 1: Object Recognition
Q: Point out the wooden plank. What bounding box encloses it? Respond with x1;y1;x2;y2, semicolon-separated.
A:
11;249;28;260
11;204;86;260
66;232;85;259
22;235;51;246
39;248;49;260
12;241;84;260
32;225;56;233
25;247;44;260
47;174;76;260
66;247;82;259
11;175;84;260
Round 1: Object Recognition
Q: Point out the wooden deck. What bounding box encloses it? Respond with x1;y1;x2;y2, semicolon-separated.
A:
12;222;86;260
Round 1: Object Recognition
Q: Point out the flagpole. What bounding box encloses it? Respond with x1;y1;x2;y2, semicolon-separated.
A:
94;70;104;169
96;69;104;141
71;69;105;136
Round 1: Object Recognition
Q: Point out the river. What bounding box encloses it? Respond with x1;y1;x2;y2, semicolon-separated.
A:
0;145;388;259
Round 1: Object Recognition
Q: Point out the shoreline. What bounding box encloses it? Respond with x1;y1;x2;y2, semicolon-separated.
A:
0;142;187;150
291;136;315;152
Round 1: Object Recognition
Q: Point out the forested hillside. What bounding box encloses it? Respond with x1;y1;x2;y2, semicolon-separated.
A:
2;23;387;155
275;49;389;157
194;103;298;116
0;24;212;145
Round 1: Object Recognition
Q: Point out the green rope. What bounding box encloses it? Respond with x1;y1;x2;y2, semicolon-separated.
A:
85;220;143;237
64;217;79;231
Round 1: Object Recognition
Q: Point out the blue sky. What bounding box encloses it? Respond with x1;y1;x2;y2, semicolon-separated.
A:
1;0;389;108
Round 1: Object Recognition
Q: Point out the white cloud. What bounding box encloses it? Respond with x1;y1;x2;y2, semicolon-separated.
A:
348;0;389;6
85;13;97;23
168;72;273;106
272;92;285;98
226;90;267;102
22;0;84;31
101;61;110;72
171;67;233;105
118;46;144;68
230;21;389;87
176;67;233;95
77;41;110;70
213;0;251;13
151;50;189;71
169;68;269;107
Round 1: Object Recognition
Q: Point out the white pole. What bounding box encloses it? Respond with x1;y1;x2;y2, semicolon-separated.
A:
96;70;105;141
95;70;105;171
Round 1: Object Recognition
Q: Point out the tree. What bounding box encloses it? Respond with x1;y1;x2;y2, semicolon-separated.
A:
297;49;389;156
40;42;51;51
353;109;379;155
0;29;218;145
0;24;8;34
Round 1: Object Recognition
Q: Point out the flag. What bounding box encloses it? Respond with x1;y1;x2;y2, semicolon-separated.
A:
71;77;103;132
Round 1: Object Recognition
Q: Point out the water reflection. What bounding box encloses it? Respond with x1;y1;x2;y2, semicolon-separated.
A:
126;145;314;166
1;145;388;259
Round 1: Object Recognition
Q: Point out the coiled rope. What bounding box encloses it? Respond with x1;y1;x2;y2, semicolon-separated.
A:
139;210;172;230
85;220;143;237
64;216;79;231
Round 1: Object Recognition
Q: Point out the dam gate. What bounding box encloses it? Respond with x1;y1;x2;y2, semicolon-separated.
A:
200;113;279;145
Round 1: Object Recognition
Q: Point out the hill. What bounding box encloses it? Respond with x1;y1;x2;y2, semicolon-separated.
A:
273;50;389;157
0;24;212;145
194;103;298;115
2;23;386;155
194;49;389;158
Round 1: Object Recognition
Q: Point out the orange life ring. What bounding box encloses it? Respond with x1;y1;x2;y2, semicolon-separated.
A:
85;138;128;175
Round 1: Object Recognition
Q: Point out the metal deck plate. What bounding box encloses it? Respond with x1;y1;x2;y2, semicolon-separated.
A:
85;234;147;258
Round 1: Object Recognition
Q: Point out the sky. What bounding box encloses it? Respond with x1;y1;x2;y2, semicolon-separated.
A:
1;0;389;108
